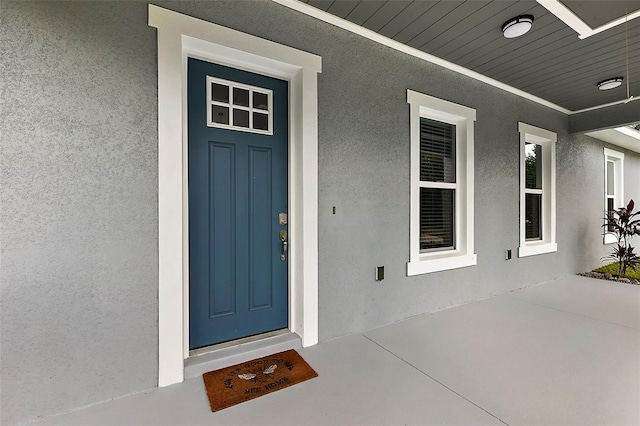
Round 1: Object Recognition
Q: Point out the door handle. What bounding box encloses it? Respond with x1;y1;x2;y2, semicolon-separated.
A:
279;230;287;261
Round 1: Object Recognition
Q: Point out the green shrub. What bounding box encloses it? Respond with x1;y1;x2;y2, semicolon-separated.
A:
603;199;640;276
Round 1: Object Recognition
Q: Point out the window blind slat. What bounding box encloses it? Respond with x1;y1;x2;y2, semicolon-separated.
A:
525;193;542;240
420;118;455;183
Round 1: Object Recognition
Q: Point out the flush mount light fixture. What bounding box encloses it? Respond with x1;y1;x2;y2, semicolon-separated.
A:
501;15;534;38
597;77;623;90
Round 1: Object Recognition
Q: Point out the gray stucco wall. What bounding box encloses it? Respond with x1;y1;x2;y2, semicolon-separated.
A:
623;145;640;206
1;3;159;424
1;1;639;424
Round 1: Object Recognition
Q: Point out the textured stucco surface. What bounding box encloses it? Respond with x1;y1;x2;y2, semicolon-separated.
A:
1;1;639;425
623;146;640;205
0;2;159;425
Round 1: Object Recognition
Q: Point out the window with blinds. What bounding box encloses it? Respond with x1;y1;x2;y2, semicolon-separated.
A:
420;118;456;251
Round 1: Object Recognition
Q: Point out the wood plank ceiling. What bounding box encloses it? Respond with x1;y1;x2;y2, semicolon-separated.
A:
301;0;640;112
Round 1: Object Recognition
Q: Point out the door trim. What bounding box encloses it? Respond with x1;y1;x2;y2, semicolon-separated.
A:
149;4;322;387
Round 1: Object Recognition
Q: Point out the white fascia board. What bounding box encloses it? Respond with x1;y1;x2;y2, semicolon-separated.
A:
569;96;640;115
536;0;591;38
587;10;640;38
273;0;570;115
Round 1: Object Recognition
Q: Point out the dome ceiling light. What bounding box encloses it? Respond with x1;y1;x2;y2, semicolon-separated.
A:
597;77;624;90
501;15;534;38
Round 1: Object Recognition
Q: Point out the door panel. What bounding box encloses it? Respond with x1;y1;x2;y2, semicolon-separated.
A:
249;146;273;311
208;142;236;318
188;58;288;349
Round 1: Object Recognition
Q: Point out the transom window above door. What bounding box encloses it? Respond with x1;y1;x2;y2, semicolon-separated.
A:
207;76;273;135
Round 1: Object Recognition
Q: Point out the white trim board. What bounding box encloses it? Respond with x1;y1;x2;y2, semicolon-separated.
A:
570;96;640;115
149;4;321;387
536;0;640;39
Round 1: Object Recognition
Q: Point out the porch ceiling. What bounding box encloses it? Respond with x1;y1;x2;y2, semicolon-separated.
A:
300;0;640;114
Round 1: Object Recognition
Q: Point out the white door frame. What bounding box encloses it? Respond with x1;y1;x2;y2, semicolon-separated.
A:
149;4;321;387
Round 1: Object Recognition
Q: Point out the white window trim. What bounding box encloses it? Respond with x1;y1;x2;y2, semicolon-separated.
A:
518;122;557;257
407;90;476;276
603;148;624;244
149;5;321;387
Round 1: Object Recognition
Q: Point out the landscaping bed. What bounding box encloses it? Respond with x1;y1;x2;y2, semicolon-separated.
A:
579;262;640;285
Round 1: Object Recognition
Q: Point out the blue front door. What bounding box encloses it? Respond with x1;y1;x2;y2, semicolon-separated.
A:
188;58;288;349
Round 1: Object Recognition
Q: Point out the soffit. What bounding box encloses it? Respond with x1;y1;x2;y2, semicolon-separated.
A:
561;0;635;29
300;0;640;113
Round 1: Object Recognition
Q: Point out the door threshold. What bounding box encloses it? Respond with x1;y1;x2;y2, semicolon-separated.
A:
189;329;290;357
184;330;301;380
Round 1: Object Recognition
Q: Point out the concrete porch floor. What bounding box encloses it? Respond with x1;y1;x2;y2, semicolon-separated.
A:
33;275;640;426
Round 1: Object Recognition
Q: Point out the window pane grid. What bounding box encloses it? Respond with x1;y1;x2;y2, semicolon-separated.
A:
207;76;272;134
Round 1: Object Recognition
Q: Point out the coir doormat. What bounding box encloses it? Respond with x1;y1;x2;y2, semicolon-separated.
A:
202;349;318;412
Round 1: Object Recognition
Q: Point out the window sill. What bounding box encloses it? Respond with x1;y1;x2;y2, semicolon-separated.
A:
518;242;557;258
603;233;617;245
407;253;477;276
